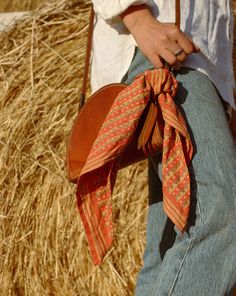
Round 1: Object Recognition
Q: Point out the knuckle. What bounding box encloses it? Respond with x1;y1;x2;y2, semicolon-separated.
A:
170;25;180;36
160;35;169;44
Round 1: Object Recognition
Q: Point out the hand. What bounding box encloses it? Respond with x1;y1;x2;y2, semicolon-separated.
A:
121;5;200;70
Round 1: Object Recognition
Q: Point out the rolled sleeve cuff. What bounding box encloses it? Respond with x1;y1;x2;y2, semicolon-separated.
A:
92;0;153;23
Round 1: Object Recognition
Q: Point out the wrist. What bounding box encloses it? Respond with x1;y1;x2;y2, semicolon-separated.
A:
121;4;156;34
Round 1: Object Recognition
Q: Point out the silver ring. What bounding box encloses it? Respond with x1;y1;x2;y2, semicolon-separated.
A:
174;48;184;57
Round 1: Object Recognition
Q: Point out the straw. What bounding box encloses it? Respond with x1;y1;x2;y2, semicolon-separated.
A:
0;0;46;12
0;1;148;295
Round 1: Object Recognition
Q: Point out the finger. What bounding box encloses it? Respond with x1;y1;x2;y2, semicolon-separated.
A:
140;49;165;69
150;54;164;68
174;49;186;62
164;41;187;62
177;31;196;55
172;59;182;71
185;34;200;52
158;48;178;66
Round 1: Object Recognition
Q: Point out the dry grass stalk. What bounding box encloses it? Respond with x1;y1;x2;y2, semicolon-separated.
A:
0;0;46;12
0;0;148;295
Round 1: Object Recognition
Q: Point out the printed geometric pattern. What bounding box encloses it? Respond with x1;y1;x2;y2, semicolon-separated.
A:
76;69;193;265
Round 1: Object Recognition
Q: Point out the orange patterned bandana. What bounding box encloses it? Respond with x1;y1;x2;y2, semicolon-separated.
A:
77;69;193;265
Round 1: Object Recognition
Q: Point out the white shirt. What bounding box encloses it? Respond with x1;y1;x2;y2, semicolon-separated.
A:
0;12;28;31
91;0;235;109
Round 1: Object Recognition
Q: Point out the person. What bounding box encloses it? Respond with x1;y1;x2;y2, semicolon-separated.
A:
90;1;236;295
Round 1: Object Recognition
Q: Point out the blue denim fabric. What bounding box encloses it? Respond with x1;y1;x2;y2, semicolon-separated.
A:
122;49;236;296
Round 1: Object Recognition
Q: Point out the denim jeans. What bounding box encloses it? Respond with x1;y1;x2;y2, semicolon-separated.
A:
122;49;236;296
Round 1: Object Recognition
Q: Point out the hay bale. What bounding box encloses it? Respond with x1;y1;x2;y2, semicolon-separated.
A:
0;0;148;295
0;0;46;12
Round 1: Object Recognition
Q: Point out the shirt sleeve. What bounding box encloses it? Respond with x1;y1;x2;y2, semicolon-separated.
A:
92;0;153;22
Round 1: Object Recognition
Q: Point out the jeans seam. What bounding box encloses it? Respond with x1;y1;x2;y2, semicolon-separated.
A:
148;230;196;296
195;185;203;225
198;197;203;224
168;230;198;296
148;231;194;296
